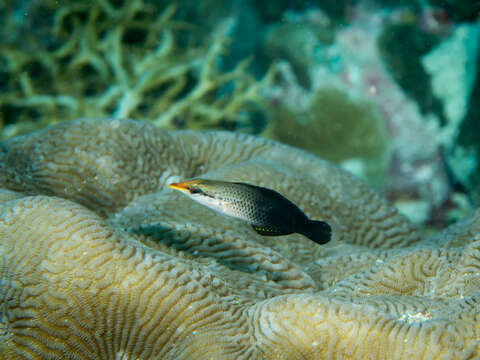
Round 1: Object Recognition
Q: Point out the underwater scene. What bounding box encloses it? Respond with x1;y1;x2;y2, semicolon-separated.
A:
0;0;480;359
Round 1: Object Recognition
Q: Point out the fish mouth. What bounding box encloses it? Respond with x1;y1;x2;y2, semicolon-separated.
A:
168;179;201;192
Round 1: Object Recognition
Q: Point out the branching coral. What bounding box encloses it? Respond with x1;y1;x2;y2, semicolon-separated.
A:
0;0;269;137
0;118;478;359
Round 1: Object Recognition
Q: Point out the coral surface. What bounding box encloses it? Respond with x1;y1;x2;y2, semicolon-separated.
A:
0;118;479;359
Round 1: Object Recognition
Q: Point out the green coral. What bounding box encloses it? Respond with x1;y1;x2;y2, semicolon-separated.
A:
0;0;269;138
263;86;390;188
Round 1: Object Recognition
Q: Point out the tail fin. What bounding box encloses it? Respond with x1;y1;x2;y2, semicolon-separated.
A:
300;220;332;245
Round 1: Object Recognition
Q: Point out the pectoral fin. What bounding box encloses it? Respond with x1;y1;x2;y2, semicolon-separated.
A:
251;225;290;236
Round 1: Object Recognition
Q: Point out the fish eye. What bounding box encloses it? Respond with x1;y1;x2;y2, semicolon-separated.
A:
190;187;202;195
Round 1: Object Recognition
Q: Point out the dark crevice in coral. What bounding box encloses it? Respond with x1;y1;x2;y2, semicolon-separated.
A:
457;58;480;148
58;14;76;36
174;71;198;101
109;0;126;9
132;10;150;21
172;115;187;128
378;23;447;125
122;27;148;47
247;107;268;134
104;103;118;115
78;63;100;79
143;79;176;101
22;61;49;81
0;70;9;93
427;0;480;22
1;105;41;125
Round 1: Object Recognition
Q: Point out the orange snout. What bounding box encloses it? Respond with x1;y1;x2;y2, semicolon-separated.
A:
168;179;202;192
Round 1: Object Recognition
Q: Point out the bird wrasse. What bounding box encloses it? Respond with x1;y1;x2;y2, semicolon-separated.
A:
168;179;332;245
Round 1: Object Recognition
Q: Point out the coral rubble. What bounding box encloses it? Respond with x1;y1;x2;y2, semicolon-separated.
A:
0;118;479;359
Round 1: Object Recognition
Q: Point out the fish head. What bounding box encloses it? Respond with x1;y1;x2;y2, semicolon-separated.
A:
169;179;202;193
168;179;225;213
168;179;215;198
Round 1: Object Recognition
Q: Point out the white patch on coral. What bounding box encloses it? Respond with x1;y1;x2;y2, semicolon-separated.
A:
422;21;480;127
447;146;478;185
395;200;430;225
398;311;433;324
340;158;367;180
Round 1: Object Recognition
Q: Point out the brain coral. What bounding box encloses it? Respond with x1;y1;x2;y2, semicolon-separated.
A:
0;118;478;359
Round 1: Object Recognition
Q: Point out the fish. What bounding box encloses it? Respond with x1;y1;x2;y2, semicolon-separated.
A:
168;179;332;245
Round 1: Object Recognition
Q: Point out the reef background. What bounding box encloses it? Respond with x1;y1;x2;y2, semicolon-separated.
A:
2;1;480;359
1;0;480;228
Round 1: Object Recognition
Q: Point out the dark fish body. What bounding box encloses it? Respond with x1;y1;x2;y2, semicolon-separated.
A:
168;179;331;245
